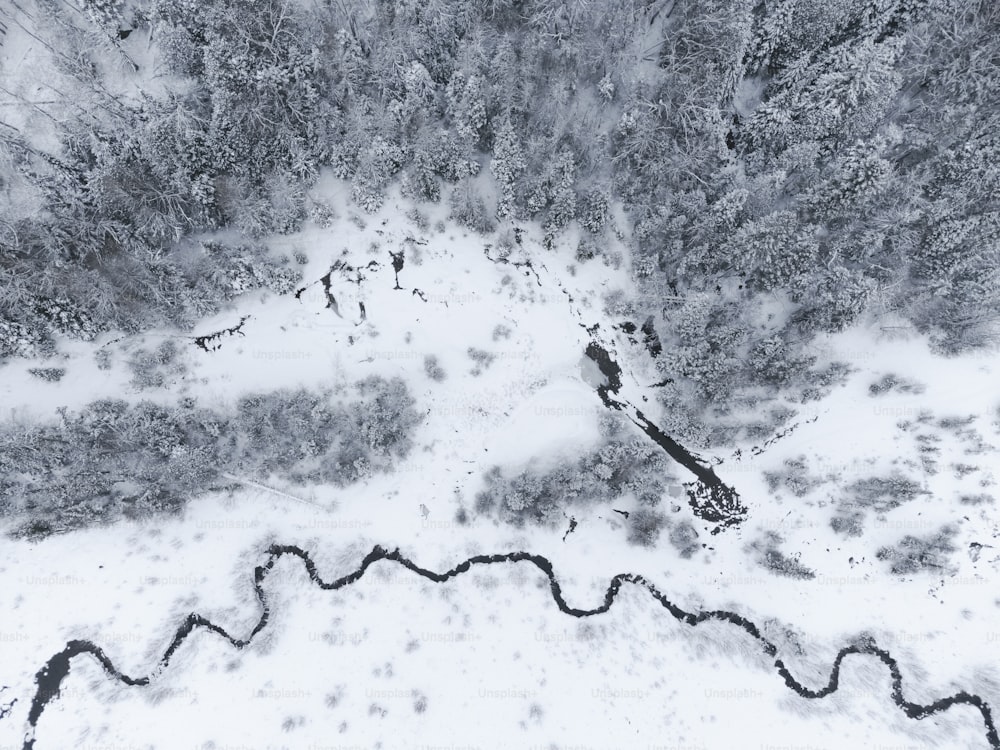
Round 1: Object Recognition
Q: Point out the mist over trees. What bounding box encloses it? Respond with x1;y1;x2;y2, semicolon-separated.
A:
2;0;998;415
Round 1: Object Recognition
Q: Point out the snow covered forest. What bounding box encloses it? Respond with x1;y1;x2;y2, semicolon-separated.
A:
1;0;1000;748
4;0;998;371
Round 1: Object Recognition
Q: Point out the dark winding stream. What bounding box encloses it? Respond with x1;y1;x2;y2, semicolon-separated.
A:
17;544;998;750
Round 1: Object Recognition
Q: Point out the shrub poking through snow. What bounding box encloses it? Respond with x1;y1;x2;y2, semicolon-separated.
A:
351;139;405;212
476;415;675;536
830;472;929;537
406;208;429;231
763;455;824;497
27;367;66;383
491;324;512;341
830;511;866;537
424;354;447;382
668;520;700;558
868;373;926;396
200;241;303;299
448;185;495;234
306;199;337;229
876;527;958;575
94;348;114;370
467;347;495;375
627;508;667;547
749;532;816;579
34;297;98;342
128;340;185;390
0;320;50;360
960;493;993;506
847;473;928;511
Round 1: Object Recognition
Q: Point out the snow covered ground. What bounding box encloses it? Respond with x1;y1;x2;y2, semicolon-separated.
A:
2;179;999;750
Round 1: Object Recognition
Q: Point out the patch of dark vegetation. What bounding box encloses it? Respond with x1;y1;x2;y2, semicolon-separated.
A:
575;235;599;263
0;377;421;538
448;185;495;235
958;430;994;457
30;298;97;347
960;493;994;506
128;340;185;389
700;402;798;454
200;242;302;300
952;463;979;479
741;407;818;457
423;354;446;382
467;347;496;376
830;472;929;538
747;337;816;389
230;376;420;482
876;527;958;576
830;511;866;538
27;367;66;383
868;374;926;397
476;414;675;533
405;208;429;232
94;348;113;370
668;520;700;558
847;474;929;512
914;432;942;475
938;415;976;430
739;405;796;442
764;455;825;497
0;321;53;361
492;324;512;341
627;508;667;547
640;316;662;358
799;361;854;402
0;242;300;361
750;532;816;580
324;690;342;710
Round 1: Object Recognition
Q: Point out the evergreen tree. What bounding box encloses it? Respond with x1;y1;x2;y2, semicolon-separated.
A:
489;115;525;219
